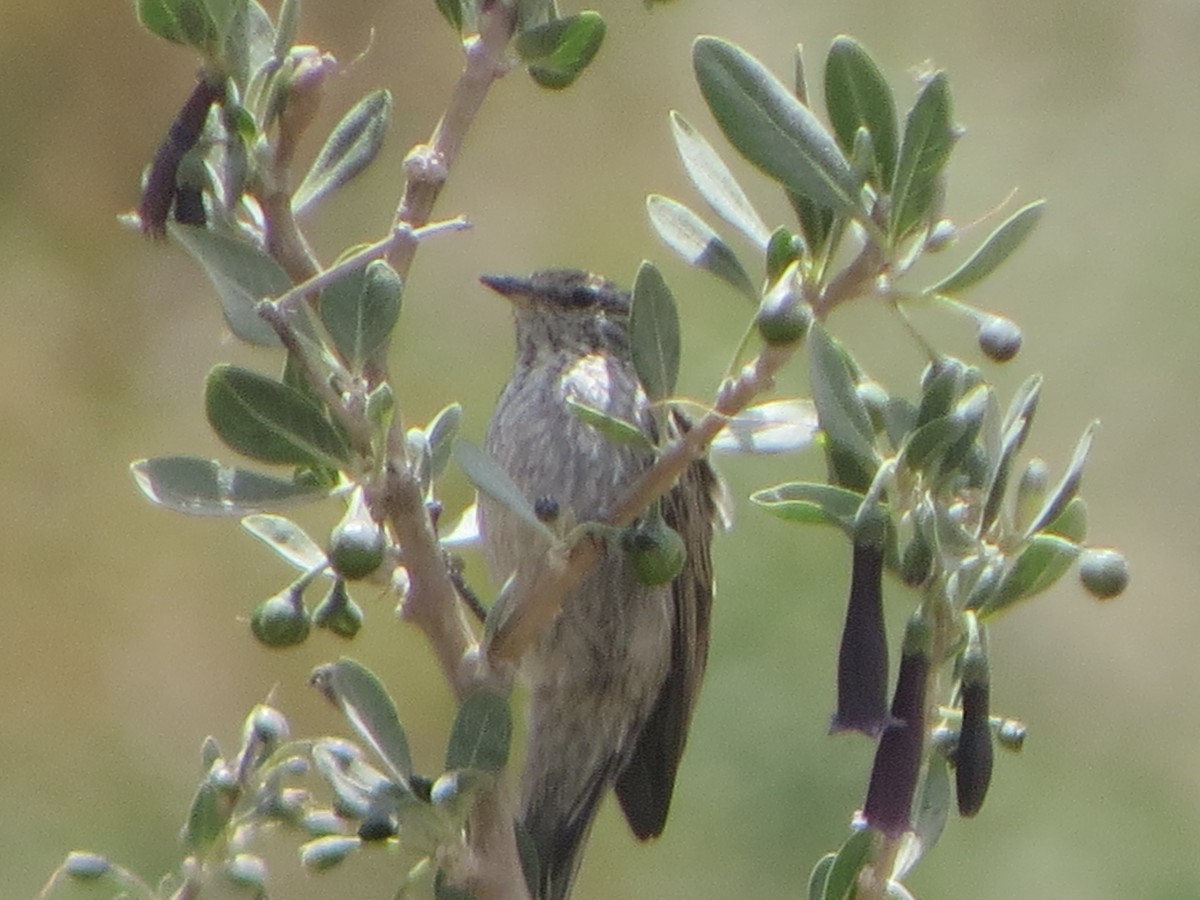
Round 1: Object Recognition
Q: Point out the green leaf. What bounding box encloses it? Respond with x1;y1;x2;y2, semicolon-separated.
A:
808;854;836;900
516;12;606;90
807;322;878;490
982;374;1043;531
750;481;865;534
669;111;771;248
1044;496;1087;544
316;658;413;783
693;37;867;224
980;533;1080;617
711;399;818;454
445;691;512;774
293;90;393;216
318;259;403;371
425;403;463;479
137;0;218;50
765;226;802;283
131;456;331;515
434;0;465;33
224;1;276;89
242;513;328;571
1024;420;1098;537
899;753;950;878
274;0;301;59
566;397;655;451
646;195;758;301
890;72;955;239
454;440;554;540
170;224;290;346
630;261;681;401
205;364;352;468
824;36;898;187
822;827;873;900
900;414;968;474
929;200;1046;296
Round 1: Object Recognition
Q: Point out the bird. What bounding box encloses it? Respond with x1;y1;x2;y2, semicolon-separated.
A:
477;268;723;900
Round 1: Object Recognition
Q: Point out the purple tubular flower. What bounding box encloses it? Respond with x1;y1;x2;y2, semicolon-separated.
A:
955;647;993;817
831;523;890;737
138;77;225;237
862;614;931;837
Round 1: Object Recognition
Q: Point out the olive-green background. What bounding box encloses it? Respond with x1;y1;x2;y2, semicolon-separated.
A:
3;1;1192;898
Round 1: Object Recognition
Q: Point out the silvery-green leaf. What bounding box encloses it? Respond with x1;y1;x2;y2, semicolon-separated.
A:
712;399;818;454
751;481;865;534
896;753;950;878
980;533;1080;617
131;456;331;516
440;503;480;548
274;0;301;60
318;259;403;372
445;690;511;774
293;90;392;216
205;364;351;468
1024;420;1098;537
171;224;289;346
242;513;328;571
808;321;878;490
425;403;462;479
822;827;873;900
890;73;955;240
646;195;757;301
693;37;867;224
630;261;680;402
566;397;655;451
454;441;553;540
928;200;1046;297
312;657;412;783
824;36;897;187
669;111;771;248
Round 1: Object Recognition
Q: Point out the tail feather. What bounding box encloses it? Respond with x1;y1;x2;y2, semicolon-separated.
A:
523;771;610;900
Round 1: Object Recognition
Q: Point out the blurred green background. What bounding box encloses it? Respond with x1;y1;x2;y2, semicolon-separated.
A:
4;1;1195;897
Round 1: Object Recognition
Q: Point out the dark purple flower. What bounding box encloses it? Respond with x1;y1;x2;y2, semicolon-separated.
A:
862;614;931;837
955;644;993;817
831;517;890;737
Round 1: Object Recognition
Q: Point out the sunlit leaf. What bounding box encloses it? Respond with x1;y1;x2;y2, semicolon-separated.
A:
979;533;1080;617
669;111;771;248
751;481;865;534
646;195;757;300
566;397;655;451
712;399;818;454
425;403;463;479
928;200;1046;296
242;513;328;571
314;658;413;783
1024;420;1099;537
693;37;866;223
890;73;955;239
453;441;553;540
131;456;331;516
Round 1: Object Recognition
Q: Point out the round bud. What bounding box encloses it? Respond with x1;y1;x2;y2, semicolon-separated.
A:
64;852;112;881
299;835;362;872
327;520;386;581
1078;547;1129;600
250;589;311;648
621;520;687;586
224;854;268;891
755;278;811;347
977;315;1023;363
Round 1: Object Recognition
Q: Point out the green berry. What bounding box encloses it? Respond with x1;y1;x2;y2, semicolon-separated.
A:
313;579;364;638
1078;547;1129;599
250;588;311;648
621;520;687;586
755;296;811;346
328;520;386;581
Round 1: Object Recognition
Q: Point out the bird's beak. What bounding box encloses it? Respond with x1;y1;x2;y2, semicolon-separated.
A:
479;273;533;299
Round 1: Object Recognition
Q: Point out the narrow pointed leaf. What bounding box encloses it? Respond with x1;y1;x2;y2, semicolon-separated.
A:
897;753;950;878
566;397;655;451
1025;420;1098;537
434;0;465;33
712;399;818;454
808;322;878;489
808;854;836;900
445;690;512;774
318;259;403;371
131;456;331;515
980;533;1080;616
516;12;606;90
242;513;328;571
171;224;290;346
205;364;351;468
750;481;865;534
317;657;413;782
929;200;1046;296
890;72;954;239
669;111;771;248
693;37;866;222
646;195;757;300
454;440;554;540
630;261;680;401
293;90;392;216
824;36;898;187
822;827;874;900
